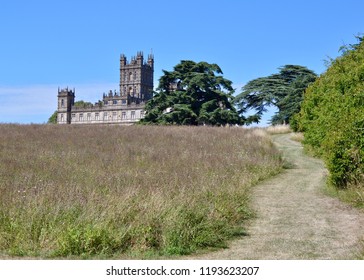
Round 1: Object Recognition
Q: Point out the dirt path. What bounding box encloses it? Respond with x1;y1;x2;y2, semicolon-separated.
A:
188;133;364;259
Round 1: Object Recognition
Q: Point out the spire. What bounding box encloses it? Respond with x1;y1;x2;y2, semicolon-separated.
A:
137;51;143;57
147;51;154;68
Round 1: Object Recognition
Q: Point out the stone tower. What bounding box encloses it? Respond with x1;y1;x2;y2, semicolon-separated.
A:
57;87;75;124
119;51;154;104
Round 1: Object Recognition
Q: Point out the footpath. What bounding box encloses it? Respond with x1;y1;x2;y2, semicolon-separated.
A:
189;133;364;259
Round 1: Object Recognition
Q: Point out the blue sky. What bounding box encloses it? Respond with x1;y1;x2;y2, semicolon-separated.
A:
0;0;363;124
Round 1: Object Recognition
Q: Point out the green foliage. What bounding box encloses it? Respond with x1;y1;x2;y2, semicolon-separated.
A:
48;111;57;124
235;65;317;125
141;60;242;125
73;100;93;107
297;36;364;190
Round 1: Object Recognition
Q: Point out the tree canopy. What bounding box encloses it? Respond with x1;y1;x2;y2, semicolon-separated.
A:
235;65;317;125
141;60;242;126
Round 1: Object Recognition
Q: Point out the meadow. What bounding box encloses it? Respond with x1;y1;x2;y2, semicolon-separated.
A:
0;124;282;258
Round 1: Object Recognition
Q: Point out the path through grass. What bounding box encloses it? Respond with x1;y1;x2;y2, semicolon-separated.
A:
188;133;364;259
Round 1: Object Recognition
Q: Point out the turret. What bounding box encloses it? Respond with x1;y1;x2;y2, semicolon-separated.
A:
57;87;75;124
136;51;143;65
120;54;127;66
147;53;154;69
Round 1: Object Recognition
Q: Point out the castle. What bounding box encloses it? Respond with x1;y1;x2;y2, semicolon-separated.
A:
57;51;154;124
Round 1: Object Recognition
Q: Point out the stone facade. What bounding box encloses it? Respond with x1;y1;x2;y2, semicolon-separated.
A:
57;52;154;125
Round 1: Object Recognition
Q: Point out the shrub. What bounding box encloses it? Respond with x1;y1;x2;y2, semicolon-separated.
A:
297;37;364;190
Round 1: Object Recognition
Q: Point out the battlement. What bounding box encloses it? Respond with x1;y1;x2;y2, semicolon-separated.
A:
120;51;153;67
57;87;75;96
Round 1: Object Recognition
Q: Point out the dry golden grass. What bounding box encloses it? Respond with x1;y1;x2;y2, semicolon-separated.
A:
290;132;304;143
265;124;292;135
0;124;283;258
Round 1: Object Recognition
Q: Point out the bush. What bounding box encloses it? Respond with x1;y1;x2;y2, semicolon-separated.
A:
297;37;364;190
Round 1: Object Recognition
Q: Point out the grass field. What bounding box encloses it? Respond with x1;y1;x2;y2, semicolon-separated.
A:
0;124;283;258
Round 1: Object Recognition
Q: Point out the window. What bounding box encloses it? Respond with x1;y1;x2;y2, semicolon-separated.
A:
122;99;127;105
104;100;108;105
60;114;64;122
140;111;145;119
112;112;117;120
103;112;108;120
113;100;117;105
131;111;135;119
95;113;99;121
87;113;91;121
71;113;76;120
122;112;126;120
61;99;65;107
79;113;83;121
129;72;133;81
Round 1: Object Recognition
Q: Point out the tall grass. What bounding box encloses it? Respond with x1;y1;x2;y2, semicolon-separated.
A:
0;124;283;258
290;132;304;143
265;124;292;135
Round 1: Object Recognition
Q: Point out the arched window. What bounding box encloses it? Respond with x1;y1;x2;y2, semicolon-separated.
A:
61;99;64;107
129;72;133;81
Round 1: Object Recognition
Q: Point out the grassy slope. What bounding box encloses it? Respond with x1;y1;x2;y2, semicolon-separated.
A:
0;124;282;259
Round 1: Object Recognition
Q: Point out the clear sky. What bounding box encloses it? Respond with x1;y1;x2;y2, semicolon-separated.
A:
0;0;363;124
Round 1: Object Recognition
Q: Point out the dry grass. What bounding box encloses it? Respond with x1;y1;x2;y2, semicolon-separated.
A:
326;183;364;210
265;124;292;135
0;124;283;258
290;132;304;143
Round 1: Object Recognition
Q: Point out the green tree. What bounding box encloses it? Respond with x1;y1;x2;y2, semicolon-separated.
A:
235;65;317;125
48;111;57;124
141;60;242;126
